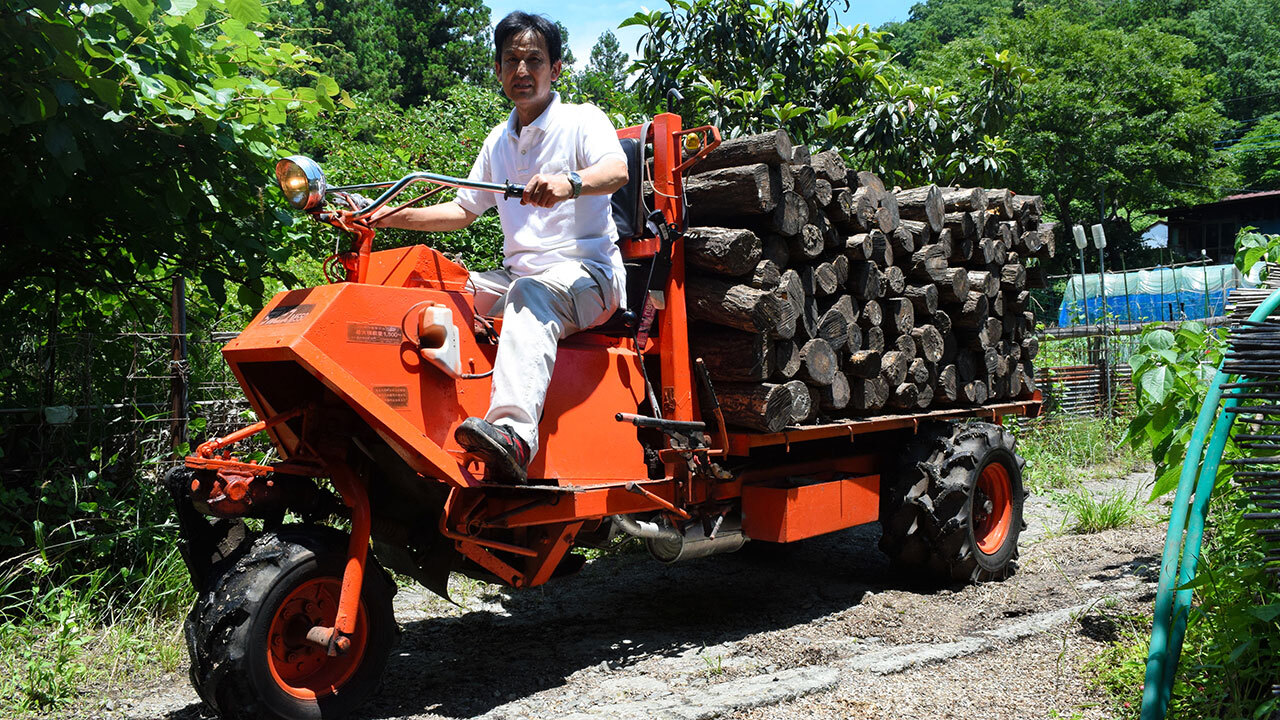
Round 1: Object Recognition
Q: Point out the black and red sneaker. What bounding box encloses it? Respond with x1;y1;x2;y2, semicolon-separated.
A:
454;417;531;485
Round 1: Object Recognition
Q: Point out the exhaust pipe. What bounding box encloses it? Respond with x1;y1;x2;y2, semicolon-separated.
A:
612;514;748;563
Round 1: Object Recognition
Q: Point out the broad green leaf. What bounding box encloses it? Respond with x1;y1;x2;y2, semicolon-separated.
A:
166;0;197;15
1140;364;1172;404
225;0;266;24
1144;328;1176;351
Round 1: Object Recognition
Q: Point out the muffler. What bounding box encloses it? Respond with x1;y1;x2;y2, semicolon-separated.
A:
612;514;747;563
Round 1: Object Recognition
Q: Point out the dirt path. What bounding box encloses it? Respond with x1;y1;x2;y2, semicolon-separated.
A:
118;472;1162;720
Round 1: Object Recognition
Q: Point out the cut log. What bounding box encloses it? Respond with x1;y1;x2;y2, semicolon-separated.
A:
961;380;988;405
848;262;883;302
768;190;808;236
1001;263;1027;291
772;339;802;379
810;149;847;184
797;265;820;338
685;164;777;218
904;283;939;316
967;270;999;298
784;380;812;424
1013;194;1044;224
847;350;882;379
844;232;873;262
773;268;803;339
685;227;763;276
750;259;781;290
813;178;833;207
850;376;889;412
814;261;840;296
894;332;916;360
820;371;851;411
690;130;793;175
859;299;883;328
941;186;988;212
880;350;909;386
883;265;907;295
851;187;881;229
853;170;886;194
786;224;823;261
911;324;945;363
908;244;949;282
687;276;784;333
944;211;978;240
889;224;916;256
901;219;929;246
816;305;850;351
936;364;958;403
864;325;885;353
896;184;945;234
792;164;817;199
790;144;811;165
879;192;900;229
908;357;930;385
831;254;850;285
948;230;973;263
870;230;894;266
884;297;916;336
986;188;1014;219
798;338;838;386
715;382;794;433
691;326;773;382
916;383;934;409
953;291;990;329
888;382;920;410
937;268;970;303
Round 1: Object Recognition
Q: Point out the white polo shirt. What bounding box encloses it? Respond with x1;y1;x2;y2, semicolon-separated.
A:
455;92;628;285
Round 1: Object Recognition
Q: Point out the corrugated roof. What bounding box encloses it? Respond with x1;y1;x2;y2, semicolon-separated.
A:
1221;190;1280;202
1158;189;1280;215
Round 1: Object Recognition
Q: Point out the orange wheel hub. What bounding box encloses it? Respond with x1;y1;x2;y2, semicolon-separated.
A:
267;577;368;700
974;462;1013;555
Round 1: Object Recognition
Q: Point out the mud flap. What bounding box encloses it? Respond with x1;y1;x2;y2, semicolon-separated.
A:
163;466;249;591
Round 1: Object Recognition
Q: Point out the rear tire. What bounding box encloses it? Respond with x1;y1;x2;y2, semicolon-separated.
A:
879;422;1027;583
185;525;397;720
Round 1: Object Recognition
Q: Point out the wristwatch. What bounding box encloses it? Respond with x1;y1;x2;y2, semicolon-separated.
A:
567;170;582;199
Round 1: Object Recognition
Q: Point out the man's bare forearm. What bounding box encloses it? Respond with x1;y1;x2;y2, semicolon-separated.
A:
579;157;629;196
373;201;477;231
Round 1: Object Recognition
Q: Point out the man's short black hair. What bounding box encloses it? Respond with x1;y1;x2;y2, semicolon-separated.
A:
494;11;562;65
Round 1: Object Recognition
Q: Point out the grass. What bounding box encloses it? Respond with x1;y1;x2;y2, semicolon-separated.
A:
1059;488;1149;534
1014;415;1148;493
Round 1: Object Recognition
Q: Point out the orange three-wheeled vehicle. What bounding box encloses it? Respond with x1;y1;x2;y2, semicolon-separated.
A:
167;112;1041;719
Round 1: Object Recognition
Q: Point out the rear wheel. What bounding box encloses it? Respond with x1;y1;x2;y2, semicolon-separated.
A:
879;422;1027;582
185;525;396;720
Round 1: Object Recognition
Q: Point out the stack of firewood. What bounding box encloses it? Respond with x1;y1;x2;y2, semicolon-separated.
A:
675;129;1055;433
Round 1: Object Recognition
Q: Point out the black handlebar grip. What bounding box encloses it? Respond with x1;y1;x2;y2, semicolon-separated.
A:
504;183;525;199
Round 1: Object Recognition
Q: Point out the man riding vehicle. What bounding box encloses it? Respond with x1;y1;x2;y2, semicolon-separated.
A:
370;11;629;484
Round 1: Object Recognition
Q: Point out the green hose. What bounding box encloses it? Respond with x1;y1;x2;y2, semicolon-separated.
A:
1140;289;1280;719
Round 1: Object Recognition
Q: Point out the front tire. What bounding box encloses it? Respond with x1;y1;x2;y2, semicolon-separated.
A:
185;525;397;720
879;422;1027;583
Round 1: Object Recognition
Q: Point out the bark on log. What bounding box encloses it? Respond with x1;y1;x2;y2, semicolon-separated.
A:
853;170;885;194
905;283;939;315
870;230;894;266
1001;263;1027;291
847;350;882;379
909;244;949;282
816;305;850;352
750;259;781;290
690;130;794;175
953;291;990;329
942;187;988;212
774;269;804;339
884;297;916;336
716;382;794;433
967;270;999;298
687;276;784;333
792;164;816;199
850;376;889;412
944;211;978;240
810;149;847;184
685;227;763;276
690;326;773;382
845;232;873;261
685;164;777;217
896;184;945;234
986;188;1015;219
879;192;900;229
889;224;916;256
937;267;970;303
773;339;802;379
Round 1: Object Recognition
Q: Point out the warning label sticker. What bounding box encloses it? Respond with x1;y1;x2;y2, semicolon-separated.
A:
259;304;315;326
372;385;409;408
347;323;402;345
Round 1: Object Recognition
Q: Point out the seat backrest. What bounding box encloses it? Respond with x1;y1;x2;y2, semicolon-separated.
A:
610;136;645;242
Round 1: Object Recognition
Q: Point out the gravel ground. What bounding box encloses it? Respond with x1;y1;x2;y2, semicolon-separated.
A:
107;470;1163;720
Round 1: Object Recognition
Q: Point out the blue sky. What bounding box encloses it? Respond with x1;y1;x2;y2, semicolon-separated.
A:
483;1;918;69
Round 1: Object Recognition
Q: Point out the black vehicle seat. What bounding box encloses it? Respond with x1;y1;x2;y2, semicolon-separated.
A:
591;128;659;336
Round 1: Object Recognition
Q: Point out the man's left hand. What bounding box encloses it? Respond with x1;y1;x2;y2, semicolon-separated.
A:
521;173;574;208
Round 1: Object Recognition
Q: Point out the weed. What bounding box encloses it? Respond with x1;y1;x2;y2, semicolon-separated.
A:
701;653;726;677
1059;488;1148;534
1013;416;1147;492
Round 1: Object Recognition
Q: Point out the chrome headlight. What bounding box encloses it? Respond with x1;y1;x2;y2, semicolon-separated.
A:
274;155;326;211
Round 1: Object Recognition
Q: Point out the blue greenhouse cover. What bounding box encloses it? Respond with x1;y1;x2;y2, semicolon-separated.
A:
1057;264;1246;326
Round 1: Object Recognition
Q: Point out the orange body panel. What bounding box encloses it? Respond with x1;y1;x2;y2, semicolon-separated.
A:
736;456;882;542
223;252;648;487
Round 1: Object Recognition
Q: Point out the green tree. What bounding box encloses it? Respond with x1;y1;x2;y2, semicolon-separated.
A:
560;30;642;125
277;0;492;106
0;0;341;337
879;0;1012;65
1228;113;1280;190
967;9;1226;265
623;0;1030;185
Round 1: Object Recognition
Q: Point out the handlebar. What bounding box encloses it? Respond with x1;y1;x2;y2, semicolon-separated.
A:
326;172;525;221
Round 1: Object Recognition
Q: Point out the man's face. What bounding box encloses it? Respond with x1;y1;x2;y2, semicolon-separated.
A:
495;29;561;112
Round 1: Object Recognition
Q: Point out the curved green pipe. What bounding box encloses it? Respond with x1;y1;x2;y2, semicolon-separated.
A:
1140;289;1280;720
